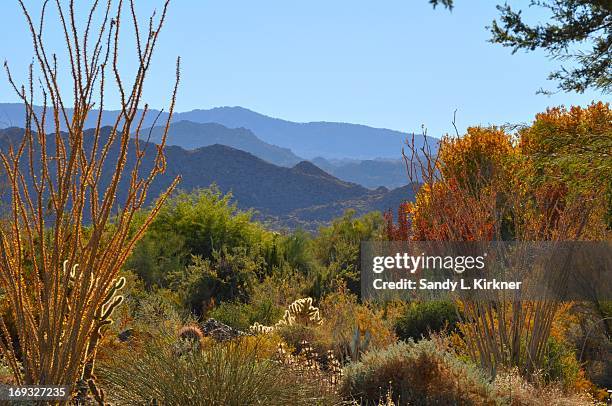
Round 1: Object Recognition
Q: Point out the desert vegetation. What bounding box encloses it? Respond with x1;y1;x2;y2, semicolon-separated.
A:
1;101;608;404
0;0;610;405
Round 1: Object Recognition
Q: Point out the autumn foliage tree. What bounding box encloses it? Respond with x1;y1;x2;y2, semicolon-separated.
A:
387;102;610;377
519;102;611;234
383;202;411;241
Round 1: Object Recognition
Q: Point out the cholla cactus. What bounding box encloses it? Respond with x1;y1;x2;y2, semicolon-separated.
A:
274;310;295;328
286;297;323;326
77;273;126;404
249;297;323;334
249;322;275;334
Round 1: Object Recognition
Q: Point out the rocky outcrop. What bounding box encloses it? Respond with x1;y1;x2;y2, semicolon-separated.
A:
200;318;247;341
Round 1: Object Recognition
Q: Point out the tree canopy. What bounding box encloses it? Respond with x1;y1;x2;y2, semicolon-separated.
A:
490;1;611;94
431;1;612;94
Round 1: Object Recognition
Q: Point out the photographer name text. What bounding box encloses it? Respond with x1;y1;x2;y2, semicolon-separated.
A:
372;278;522;291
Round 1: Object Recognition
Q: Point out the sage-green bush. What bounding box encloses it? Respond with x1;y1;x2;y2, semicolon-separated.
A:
340;339;495;405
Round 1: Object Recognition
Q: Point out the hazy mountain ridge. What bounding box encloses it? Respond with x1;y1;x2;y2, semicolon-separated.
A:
150;121;412;188
175;106;416;160
0;103;424;189
312;157;411;189
0;127;414;230
0;103;426;160
147;120;302;167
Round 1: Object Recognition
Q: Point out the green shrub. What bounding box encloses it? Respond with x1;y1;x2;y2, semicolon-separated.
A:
249;274;311;311
310;210;384;297
541;336;583;388
124;230;186;288
99;336;336;405
208;300;283;331
280;229;316;276
126;187;281;289
169;248;261;315
147;187;272;260
394;301;459;341
340;339;495;405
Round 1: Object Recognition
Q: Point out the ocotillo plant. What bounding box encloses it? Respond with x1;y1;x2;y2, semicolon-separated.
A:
0;0;180;397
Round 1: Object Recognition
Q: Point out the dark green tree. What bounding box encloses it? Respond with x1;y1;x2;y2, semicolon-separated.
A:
429;0;454;9
430;1;611;94
489;1;611;93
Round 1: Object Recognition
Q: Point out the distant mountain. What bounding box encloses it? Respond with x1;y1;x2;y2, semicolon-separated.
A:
0;103;428;160
163;145;369;215
147;121;414;188
291;161;339;181
148;121;413;189
174;106;417;160
0;127;415;230
147;120;302;167
311;157;411;189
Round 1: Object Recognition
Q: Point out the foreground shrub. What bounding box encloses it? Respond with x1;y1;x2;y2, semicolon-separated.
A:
277;324;325;356
394;301;459;342
265;290;396;364
340;339;495;405
99;336;335;405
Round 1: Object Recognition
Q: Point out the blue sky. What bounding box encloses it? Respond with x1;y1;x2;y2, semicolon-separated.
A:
0;0;605;138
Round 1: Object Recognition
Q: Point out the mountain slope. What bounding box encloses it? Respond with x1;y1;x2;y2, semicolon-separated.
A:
147;121;413;188
147;120;302;167
0;127;415;229
291;160;342;182
312;157;411;189
163;144;369;214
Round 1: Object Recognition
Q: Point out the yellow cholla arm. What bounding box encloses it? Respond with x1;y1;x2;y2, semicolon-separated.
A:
249;297;323;334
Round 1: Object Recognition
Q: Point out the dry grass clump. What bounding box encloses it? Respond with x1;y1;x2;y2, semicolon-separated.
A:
274;341;341;395
492;369;601;406
340;339;496;405
98;334;338;405
320;290;396;360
